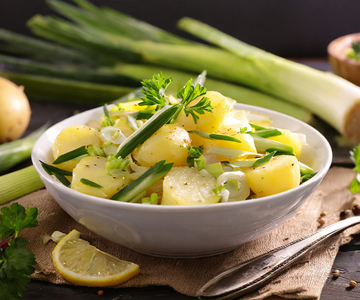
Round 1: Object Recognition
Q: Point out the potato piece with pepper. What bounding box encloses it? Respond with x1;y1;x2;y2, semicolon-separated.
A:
132;124;191;167
268;129;304;158
245;155;300;197
176;91;232;133
71;156;132;198
193;127;256;161
52;125;101;172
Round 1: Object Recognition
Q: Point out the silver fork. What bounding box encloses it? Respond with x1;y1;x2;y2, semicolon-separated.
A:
197;215;360;300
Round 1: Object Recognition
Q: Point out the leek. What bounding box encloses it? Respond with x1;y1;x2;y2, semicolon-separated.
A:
0;166;44;205
0;71;134;104
0;124;47;174
178;17;360;144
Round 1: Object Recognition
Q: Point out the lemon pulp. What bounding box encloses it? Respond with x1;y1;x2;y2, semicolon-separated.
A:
52;230;139;287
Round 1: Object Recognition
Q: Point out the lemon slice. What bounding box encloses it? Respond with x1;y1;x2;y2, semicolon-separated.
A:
52;230;139;287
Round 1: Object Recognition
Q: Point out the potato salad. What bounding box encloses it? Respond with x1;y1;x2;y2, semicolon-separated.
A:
42;73;316;205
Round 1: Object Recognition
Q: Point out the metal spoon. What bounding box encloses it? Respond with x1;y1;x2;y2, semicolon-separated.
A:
197;215;360;300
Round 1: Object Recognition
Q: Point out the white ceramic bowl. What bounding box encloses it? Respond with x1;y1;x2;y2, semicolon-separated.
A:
31;103;332;258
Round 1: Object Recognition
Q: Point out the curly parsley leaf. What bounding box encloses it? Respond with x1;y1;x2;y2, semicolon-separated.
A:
0;238;36;299
177;79;212;123
349;145;360;193
0;203;38;239
140;73;172;110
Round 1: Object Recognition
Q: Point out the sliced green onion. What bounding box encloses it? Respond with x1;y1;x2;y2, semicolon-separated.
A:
111;160;173;202
249;129;282;138
299;162;314;176
0;123;48;174
52;145;89;164
207;146;259;159
115;105;179;159
150;193;158;204
221;161;241;170
127;114;139;131
226;179;240;192
300;172;318;184
102;104;115;126
205;162;224;178
80;178;103;188
252;151;276;167
249;123;267;130
253;136;295;156
230;159;260;168
195;155;206;171
188;130;242;143
40;161;73;176
0;166;44;205
87;144;105;157
142;193;158;205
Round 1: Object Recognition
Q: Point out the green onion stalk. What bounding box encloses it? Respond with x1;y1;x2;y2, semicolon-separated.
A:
0;124;48;174
0;166;44;205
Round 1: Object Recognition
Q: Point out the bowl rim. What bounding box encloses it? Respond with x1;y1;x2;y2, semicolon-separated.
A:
328;32;360;65
31;102;332;212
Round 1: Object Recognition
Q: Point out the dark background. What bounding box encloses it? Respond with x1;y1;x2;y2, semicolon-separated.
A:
0;0;360;57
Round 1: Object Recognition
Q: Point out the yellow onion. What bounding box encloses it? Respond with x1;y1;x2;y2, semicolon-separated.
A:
0;77;31;143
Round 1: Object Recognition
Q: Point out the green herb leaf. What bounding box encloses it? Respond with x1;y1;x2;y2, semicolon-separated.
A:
140;73;172;110
188;130;242;143
352;42;360;57
221;161;241;171
0;237;36;299
0;203;38;239
80;178;103;189
178;79;212;123
127;114;138;131
349;145;360;193
300;172;318;184
252;151;276;167
349;177;360;193
186;145;204;167
55;174;71;187
52;145;89;164
40;161;73;176
249;123;267;130
249;129;282;138
115;105;179;159
101;104;115;127
111;160;173;202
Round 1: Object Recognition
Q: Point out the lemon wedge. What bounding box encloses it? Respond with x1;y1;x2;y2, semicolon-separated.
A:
52;230;139;287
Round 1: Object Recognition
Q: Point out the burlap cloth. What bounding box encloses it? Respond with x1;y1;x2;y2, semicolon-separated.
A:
2;167;360;299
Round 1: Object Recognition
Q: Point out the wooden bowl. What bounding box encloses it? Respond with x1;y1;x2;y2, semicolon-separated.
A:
328;33;360;86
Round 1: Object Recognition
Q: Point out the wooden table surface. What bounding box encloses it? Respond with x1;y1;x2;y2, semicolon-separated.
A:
19;58;360;300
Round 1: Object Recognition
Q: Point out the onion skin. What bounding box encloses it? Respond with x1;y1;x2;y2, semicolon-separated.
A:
0;77;31;143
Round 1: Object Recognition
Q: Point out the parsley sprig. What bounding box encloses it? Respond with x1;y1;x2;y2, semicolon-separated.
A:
0;203;39;299
140;73;172;111
138;73;213;123
349;145;360;193
177;79;212;123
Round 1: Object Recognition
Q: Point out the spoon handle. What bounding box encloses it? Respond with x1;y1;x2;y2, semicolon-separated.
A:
198;216;360;300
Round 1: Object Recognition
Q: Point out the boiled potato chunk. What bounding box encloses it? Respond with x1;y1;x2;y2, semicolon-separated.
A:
161;166;221;205
268;129;304;158
176;91;232;133
197;127;256;161
71;156;132;198
132;124;191;167
52;125;101;171
245;155;300;197
113;117;133;137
